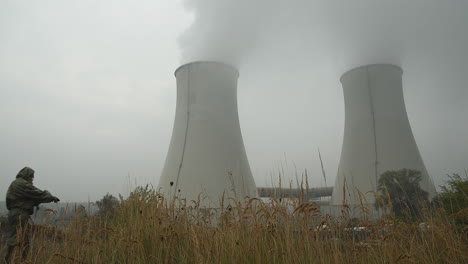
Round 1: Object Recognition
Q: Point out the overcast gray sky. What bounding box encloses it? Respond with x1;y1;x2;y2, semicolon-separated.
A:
1;0;467;202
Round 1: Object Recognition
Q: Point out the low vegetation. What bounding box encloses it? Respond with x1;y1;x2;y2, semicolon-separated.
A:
2;175;468;264
435;173;468;227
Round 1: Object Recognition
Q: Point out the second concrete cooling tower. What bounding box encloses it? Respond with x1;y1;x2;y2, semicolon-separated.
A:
331;64;436;205
158;61;257;207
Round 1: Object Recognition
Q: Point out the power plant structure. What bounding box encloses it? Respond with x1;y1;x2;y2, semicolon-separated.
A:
158;61;258;208
331;64;436;205
158;61;436;212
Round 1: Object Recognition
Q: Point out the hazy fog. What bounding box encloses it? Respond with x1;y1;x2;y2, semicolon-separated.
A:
1;0;467;202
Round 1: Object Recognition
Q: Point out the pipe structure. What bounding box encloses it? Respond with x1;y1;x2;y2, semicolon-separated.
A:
257;187;333;199
331;64;436;205
158;61;258;208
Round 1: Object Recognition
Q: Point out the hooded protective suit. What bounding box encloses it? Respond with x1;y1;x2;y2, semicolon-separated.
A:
1;167;59;263
6;167;57;214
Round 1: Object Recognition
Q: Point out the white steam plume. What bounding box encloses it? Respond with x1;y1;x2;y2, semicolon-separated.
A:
179;0;468;74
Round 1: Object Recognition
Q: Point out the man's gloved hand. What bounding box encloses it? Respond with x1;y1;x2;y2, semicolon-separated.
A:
52;196;60;203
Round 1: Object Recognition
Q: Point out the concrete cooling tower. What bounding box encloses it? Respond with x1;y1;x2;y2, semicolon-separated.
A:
331;64;436;205
158;61;257;208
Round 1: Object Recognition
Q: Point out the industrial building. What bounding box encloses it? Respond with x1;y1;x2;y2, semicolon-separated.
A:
331;64;436;205
158;61;257;208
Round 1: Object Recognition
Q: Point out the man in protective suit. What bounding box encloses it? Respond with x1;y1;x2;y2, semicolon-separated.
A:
0;167;60;263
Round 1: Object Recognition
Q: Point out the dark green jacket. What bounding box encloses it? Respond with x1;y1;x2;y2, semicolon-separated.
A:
6;167;56;215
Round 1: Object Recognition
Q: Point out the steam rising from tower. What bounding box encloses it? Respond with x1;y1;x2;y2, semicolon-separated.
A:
331;64;436;205
158;61;257;207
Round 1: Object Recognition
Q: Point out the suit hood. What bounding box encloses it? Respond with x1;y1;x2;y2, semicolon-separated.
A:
16;167;35;180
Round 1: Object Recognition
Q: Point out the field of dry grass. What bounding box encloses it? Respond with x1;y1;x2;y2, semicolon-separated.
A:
5;186;468;264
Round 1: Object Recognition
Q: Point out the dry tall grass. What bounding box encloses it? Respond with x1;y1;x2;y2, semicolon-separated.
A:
7;186;468;264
